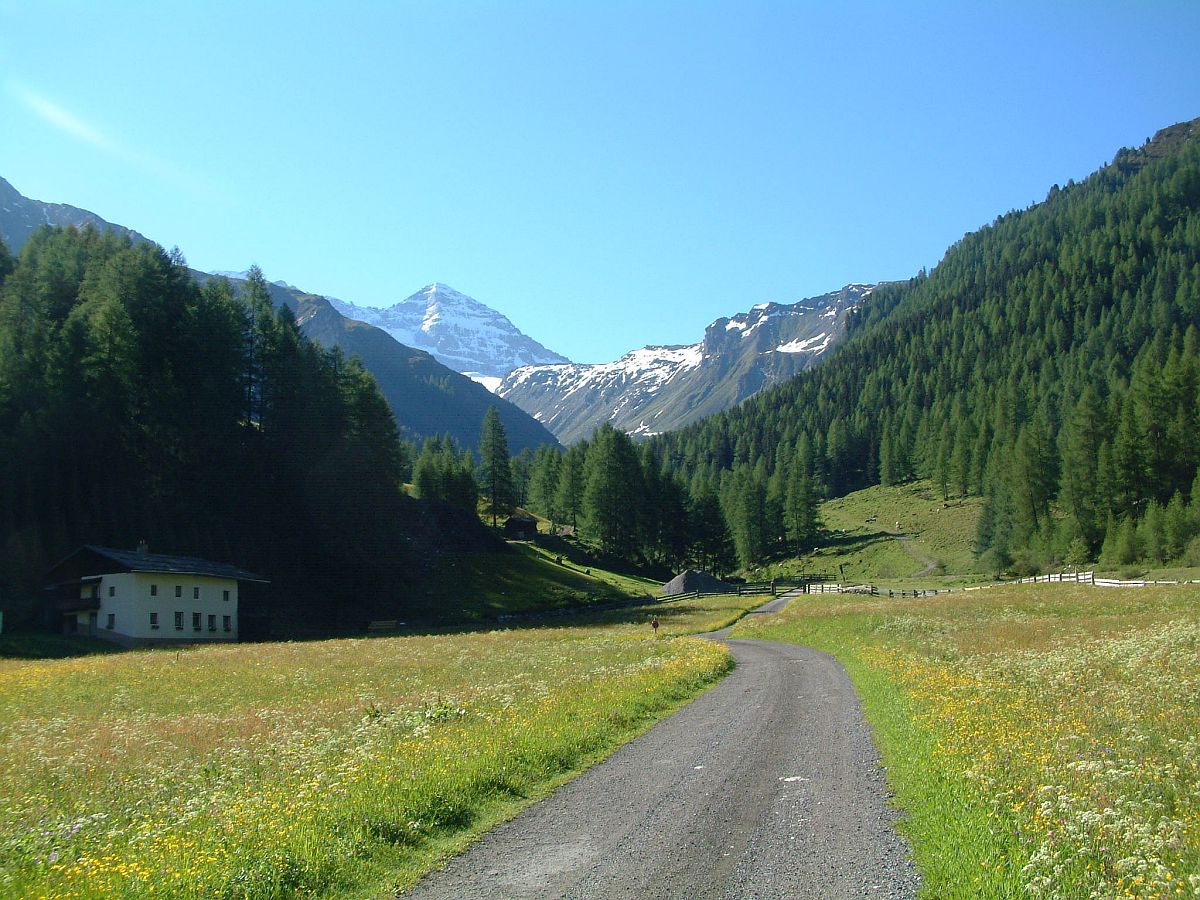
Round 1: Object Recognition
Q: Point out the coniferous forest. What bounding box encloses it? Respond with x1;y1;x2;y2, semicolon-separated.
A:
646;119;1200;572
3;118;1199;632
0;229;497;629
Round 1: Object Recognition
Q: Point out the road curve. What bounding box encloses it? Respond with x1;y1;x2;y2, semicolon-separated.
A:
401;593;919;898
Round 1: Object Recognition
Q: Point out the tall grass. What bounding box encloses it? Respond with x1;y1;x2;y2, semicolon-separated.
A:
735;584;1200;897
0;627;729;897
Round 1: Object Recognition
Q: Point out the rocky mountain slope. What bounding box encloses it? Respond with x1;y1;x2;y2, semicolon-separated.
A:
498;284;873;444
0;176;148;252
330;283;569;379
0;177;558;453
206;276;560;453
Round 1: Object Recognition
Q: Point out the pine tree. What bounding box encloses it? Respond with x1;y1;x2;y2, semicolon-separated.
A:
527;445;563;524
1163;491;1191;560
555;444;586;531
688;485;736;576
581;425;641;556
784;461;821;551
1058;386;1109;547
478;407;514;527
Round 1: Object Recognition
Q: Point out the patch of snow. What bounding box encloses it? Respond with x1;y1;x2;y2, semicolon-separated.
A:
775;332;831;354
465;373;503;393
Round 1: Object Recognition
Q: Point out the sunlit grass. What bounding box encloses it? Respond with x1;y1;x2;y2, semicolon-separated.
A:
0;622;730;898
734;583;1200;897
412;543;660;623
571;591;777;637
752;480;986;587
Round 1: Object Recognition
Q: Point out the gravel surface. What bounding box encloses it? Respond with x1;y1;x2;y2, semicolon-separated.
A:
401;592;920;899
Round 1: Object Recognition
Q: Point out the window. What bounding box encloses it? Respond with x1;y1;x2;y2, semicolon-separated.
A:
208;614;216;632
150;584;158;597
174;611;184;630
192;612;201;631
193;586;200;600
150;612;159;630
175;585;182;598
222;615;231;632
108;585;115;597
223;590;230;602
106;613;115;630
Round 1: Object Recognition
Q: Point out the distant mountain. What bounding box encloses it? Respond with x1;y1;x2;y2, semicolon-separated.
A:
189;274;561;453
330;283;570;378
498;284;873;444
0;176;149;252
0;178;558;453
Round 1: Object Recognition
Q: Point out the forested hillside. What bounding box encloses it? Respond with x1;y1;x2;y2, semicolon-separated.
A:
0;227;498;627
649;118;1200;571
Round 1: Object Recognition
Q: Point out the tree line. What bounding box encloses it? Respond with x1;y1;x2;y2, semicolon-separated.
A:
416;405;824;575
0;226;492;628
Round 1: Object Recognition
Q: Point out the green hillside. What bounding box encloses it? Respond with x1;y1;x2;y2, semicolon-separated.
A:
653;117;1200;573
749;480;984;587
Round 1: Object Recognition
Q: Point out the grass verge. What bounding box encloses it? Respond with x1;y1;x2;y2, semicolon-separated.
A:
733;583;1200;898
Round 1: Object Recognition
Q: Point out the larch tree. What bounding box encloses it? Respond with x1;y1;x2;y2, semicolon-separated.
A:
479;406;514;527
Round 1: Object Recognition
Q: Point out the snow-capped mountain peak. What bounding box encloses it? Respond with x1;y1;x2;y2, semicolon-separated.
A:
329;283;569;377
497;283;874;444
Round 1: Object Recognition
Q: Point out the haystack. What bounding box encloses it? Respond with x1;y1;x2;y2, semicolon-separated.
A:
659;569;733;596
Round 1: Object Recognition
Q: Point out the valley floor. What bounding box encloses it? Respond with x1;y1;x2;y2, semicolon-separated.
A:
403;600;918;899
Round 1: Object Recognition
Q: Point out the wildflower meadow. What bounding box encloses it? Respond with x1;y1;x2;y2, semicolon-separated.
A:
0;621;730;898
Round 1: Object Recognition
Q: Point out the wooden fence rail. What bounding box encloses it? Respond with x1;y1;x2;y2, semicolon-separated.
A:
795;569;1200;600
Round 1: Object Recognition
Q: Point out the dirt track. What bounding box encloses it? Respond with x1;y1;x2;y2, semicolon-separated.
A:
401;595;919;898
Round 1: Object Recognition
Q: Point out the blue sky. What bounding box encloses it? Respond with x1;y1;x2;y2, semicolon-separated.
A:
1;1;1197;363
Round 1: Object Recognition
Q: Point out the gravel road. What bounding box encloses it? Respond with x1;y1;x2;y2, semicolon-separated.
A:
401;593;920;899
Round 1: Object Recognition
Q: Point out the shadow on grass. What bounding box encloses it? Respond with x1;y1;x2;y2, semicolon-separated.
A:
820;530;897;550
0;633;127;660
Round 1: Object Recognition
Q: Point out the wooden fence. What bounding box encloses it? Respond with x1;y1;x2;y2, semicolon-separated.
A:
796;569;1200;600
661;578;819;604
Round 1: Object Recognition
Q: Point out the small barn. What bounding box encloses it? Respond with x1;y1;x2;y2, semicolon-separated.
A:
42;544;268;647
503;515;539;540
659;569;735;596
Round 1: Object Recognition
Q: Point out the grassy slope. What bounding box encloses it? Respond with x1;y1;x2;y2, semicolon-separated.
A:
411;542;660;623
0;588;772;898
751;480;985;587
734;583;1200;897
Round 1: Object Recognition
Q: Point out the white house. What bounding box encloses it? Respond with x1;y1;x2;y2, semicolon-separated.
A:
42;545;267;647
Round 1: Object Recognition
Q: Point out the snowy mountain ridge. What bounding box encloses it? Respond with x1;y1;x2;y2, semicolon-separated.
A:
329;283;569;378
497;283;874;444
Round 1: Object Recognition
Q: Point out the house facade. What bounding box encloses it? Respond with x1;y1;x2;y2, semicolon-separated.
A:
43;545;267;647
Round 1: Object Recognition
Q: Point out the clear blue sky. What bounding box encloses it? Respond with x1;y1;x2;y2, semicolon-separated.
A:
1;1;1197;363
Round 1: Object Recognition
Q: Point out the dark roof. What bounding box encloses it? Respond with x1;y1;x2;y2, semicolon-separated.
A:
72;545;267;582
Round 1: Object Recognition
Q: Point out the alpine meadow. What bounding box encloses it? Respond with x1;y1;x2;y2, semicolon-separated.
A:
2;5;1200;896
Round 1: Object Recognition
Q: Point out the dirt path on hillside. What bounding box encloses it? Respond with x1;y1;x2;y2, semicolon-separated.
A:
887;530;940;578
400;592;919;899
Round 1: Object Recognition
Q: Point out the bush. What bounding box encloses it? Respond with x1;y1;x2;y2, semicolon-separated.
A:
1184;534;1200;567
